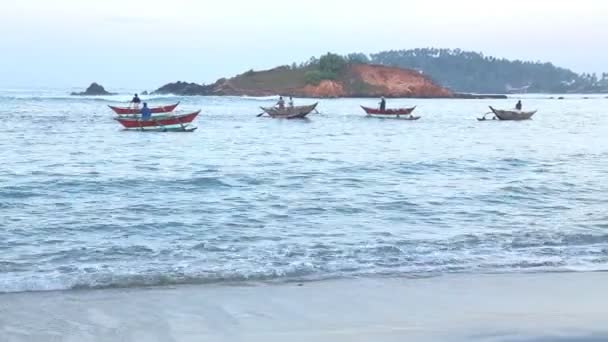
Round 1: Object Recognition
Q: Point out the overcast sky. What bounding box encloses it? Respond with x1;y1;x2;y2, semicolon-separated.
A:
1;0;606;89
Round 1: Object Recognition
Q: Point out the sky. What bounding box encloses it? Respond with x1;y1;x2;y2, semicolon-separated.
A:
0;0;607;89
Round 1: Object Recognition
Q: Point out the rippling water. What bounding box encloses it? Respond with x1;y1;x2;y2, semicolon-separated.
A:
1;89;607;293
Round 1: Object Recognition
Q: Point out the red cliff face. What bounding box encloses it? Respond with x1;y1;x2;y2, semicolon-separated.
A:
349;64;453;98
299;81;346;98
292;64;453;98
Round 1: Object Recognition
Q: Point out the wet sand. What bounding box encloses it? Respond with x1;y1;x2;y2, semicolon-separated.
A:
1;272;607;342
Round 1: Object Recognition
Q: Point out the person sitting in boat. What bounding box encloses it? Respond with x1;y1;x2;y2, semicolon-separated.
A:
515;100;522;111
276;96;285;109
288;96;294;108
379;97;386;111
140;102;152;121
131;94;141;108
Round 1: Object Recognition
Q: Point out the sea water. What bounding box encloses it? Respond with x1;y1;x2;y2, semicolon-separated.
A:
1;89;607;293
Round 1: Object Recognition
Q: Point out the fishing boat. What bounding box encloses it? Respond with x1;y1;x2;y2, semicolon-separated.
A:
483;106;537;121
114;110;200;131
260;103;318;119
361;105;419;119
361;106;417;116
109;102;180;115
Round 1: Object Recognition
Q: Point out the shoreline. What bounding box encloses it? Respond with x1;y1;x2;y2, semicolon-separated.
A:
2;272;607;341
1;269;606;296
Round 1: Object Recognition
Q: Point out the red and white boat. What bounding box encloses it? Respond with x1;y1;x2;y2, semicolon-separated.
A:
108;102;180;115
114;110;200;132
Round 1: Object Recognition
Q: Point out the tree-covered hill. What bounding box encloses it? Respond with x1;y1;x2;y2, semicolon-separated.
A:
359;48;607;93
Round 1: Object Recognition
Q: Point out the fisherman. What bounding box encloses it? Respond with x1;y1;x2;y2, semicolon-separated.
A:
288;96;294;108
131;93;142;109
140;102;152;121
515;100;522;111
277;96;285;109
379;96;386;111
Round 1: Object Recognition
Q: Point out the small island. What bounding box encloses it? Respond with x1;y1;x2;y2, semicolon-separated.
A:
154;53;455;98
71;83;116;96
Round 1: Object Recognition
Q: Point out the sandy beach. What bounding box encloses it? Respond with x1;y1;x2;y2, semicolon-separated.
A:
1;272;607;342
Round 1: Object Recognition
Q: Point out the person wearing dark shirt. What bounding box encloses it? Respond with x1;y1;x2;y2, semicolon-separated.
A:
131;94;141;108
140;103;152;120
379;97;386;111
515;100;522;111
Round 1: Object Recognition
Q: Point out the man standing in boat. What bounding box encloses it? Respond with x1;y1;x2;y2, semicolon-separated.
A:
131;94;141;109
516;100;522;111
288;96;294;108
379;97;386;111
140;102;152;121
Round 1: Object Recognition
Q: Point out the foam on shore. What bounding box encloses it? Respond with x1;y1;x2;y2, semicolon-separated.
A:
1;272;607;342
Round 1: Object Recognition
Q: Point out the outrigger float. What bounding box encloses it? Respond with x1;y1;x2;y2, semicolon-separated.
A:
361;106;420;120
478;106;537;121
259;103;318;119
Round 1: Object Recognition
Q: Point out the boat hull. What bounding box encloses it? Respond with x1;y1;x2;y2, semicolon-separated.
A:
109;102;180;115
114;111;200;131
361;106;416;116
489;106;536;120
122;125;197;132
261;103;318;119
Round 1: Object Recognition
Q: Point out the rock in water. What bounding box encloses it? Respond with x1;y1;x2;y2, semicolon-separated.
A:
153;81;215;96
71;83;115;96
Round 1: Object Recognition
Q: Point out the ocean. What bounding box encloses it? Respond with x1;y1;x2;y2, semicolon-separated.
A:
1;89;607;294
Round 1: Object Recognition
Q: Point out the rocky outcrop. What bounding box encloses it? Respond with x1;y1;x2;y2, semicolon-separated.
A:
71;83;115;96
154;64;455;98
346;64;452;98
299;81;346;98
153;81;215;96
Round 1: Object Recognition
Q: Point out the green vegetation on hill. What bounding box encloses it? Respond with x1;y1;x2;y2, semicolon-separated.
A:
282;49;607;93
227;53;353;88
229;66;309;90
363;48;607;93
304;53;348;85
155;49;608;97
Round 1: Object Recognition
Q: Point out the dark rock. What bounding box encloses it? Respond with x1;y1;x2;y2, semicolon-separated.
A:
141;91;149;96
153;81;215;96
558;97;565;100
71;83;115;96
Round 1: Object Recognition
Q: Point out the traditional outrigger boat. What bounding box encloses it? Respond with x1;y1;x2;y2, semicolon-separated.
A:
109;102;180;115
114;110;200;132
478;106;537;121
361;106;420;119
259;103;318;119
